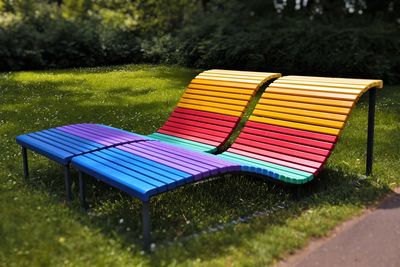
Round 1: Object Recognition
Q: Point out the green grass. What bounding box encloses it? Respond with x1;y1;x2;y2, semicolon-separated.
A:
0;64;399;266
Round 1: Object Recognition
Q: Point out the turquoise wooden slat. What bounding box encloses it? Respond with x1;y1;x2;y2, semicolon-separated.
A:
218;152;313;183
148;133;217;152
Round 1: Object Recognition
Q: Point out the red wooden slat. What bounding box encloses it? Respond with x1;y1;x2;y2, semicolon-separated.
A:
235;137;326;162
245;121;338;143
174;107;239;122
227;148;318;174
159;126;225;142
242;127;334;150
157;129;219;146
237;133;330;156
162;121;230;138
231;143;321;168
170;112;237;128
167;117;232;133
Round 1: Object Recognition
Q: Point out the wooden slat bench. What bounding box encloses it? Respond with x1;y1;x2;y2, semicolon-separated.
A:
70;75;382;250
16;70;280;201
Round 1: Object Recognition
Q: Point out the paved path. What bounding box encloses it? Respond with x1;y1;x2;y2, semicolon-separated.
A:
277;188;400;267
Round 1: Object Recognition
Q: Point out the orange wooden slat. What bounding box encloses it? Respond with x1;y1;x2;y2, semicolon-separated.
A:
254;105;348;121
266;88;359;101
262;93;355;108
258;99;351;115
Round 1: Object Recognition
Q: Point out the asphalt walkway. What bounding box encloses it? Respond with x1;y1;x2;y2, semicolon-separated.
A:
277;188;400;267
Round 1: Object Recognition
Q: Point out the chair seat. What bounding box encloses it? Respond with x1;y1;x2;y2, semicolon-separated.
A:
16;124;149;164
72;141;240;201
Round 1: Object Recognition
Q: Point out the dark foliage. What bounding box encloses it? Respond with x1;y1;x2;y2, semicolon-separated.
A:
0;0;399;83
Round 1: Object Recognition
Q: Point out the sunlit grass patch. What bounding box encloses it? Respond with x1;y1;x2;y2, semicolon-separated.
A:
0;64;399;266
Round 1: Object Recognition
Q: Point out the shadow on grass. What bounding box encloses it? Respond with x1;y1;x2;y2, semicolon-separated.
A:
20;157;391;265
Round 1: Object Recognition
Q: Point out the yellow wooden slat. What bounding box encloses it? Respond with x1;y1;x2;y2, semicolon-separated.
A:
249;116;340;135
199;73;269;80
188;84;254;94
263;93;355;108
258;99;351;115
274;79;366;89
191;78;258;89
188;84;255;95
266;88;358;101
185;88;252;101
177;102;241;117
254;105;347;121
182;93;248;106
205;69;280;77
179;98;245;112
253;110;344;129
195;75;264;84
270;83;363;94
283;76;383;88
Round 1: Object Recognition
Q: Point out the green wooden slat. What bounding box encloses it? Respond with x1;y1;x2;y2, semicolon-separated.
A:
219;152;313;184
148;133;217;153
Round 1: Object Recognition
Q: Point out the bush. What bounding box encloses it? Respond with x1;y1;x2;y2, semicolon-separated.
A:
151;18;400;84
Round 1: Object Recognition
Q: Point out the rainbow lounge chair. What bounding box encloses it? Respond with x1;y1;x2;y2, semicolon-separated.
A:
16;70;280;201
70;75;382;249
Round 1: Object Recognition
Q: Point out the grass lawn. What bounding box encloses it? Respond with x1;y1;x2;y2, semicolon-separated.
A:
0;64;399;266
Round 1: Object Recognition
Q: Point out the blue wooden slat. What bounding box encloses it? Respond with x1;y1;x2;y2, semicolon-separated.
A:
92;150;180;190
27;133;83;155
16;135;73;164
84;153;168;192
34;131;91;153
72;155;157;201
101;149;190;186
48;128;103;149
108;147;193;181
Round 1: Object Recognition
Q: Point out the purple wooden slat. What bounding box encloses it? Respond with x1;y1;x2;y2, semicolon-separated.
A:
64;125;131;144
123;143;213;174
145;141;234;167
117;145;203;179
58;126;115;146
79;124;145;142
133;142;220;174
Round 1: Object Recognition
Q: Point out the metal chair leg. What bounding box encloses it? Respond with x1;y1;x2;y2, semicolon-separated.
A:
64;164;72;202
79;171;87;210
366;88;376;176
22;147;29;179
142;201;151;251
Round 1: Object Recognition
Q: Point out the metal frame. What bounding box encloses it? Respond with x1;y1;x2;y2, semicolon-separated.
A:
22;147;29;179
21;146;73;202
64;164;72;201
366;88;376;176
78;171;152;251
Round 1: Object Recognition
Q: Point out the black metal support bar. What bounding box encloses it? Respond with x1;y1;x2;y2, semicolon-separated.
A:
366;88;376;176
79;171;87;210
64;164;72;202
22;147;28;179
142;201;151;251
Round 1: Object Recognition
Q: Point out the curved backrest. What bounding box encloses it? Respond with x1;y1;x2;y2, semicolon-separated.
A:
155;69;281;149
227;75;383;176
